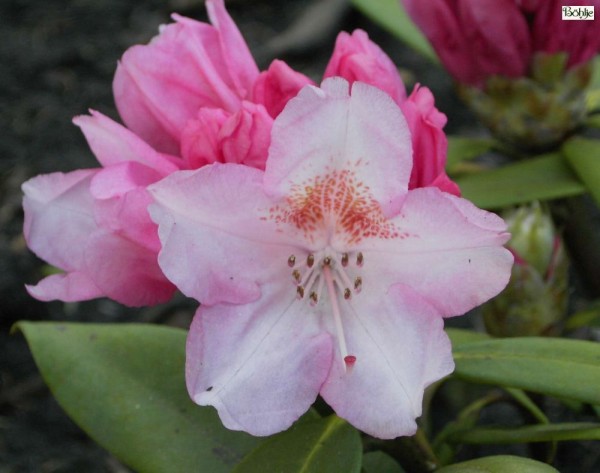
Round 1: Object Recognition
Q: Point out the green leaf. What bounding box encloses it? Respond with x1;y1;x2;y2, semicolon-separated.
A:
456;153;586;209
445;328;490;347
452;337;600;405
435;455;558;472
350;0;437;62
565;303;600;330
362;451;406;473
233;415;362;473
586;114;600;128
563;137;600;206
16;322;262;473
448;422;600;444
446;136;495;171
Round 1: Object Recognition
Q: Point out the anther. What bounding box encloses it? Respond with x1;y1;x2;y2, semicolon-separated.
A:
323;256;332;266
356;252;364;267
309;291;318;304
297;286;305;298
292;270;301;282
354;277;362;292
307;254;315;268
344;288;351;300
287;255;296;267
341;253;349;267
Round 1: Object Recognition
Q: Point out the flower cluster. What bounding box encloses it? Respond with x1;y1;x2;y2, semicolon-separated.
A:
403;0;600;88
23;0;457;307
23;0;512;439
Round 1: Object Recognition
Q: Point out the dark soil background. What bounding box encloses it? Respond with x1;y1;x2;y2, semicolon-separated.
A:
1;0;598;472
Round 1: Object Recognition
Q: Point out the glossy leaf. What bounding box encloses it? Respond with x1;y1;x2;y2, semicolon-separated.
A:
17;322;262;473
446;136;495;171
448;422;600;444
351;0;437;62
362;451;406;473
563;137;600;206
455;153;585;209
232;415;362;473
436;455;558;473
453;337;600;405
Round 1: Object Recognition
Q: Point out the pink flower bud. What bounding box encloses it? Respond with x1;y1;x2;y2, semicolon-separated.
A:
401;85;460;196
324;30;406;103
253;60;315;117
181;102;273;170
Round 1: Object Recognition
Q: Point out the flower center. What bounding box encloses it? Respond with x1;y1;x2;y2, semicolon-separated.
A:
287;250;363;371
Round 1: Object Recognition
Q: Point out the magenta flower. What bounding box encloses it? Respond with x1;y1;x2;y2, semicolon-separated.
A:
149;78;513;438
403;0;600;87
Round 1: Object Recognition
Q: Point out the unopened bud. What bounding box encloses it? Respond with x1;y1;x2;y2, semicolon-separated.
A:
483;202;569;336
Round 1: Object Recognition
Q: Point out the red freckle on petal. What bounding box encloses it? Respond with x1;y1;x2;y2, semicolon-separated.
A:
344;355;356;368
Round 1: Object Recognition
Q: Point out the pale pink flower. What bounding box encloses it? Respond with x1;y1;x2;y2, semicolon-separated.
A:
149;78;513;438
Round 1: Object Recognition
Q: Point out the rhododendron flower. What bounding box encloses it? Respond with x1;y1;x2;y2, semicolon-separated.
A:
24;0;457;307
403;0;600;87
149;78;513;438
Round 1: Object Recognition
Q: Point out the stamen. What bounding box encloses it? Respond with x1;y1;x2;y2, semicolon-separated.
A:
356;252;364;267
354;277;362;292
344;288;351;300
307;254;315;268
341;253;349;267
296;286;305;298
323;265;353;373
309;291;318;305
292;269;301;283
335;265;354;291
323;256;332;266
287;255;296;267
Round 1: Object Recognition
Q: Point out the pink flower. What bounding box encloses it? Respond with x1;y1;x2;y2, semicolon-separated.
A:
24;0;457;307
23;112;180;306
403;0;531;87
532;0;600;68
403;0;600;86
149;78;513;438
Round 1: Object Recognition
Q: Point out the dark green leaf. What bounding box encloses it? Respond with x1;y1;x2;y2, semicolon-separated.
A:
362;451;406;473
435;455;558;472
448;422;600;444
17;322;262;473
455;153;585;209
350;0;437;62
563;137;600;206
453;337;600;405
233;415;362;473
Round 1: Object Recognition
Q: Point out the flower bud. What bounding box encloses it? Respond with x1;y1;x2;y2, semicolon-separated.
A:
482;202;569;336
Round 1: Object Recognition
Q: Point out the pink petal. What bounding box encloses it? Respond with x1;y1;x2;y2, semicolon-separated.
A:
253;60;315;117
26;272;102;302
73;110;181;174
205;0;259;97
186;283;332;436
361;187;513;317
458;0;530;81
324;30;406;104
89;162;163;200
264;78;412;217
113;7;254;154
181;102;273;170
403;0;478;85
23;170;97;272
84;231;175;307
148;164;304;305
320;284;454;439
